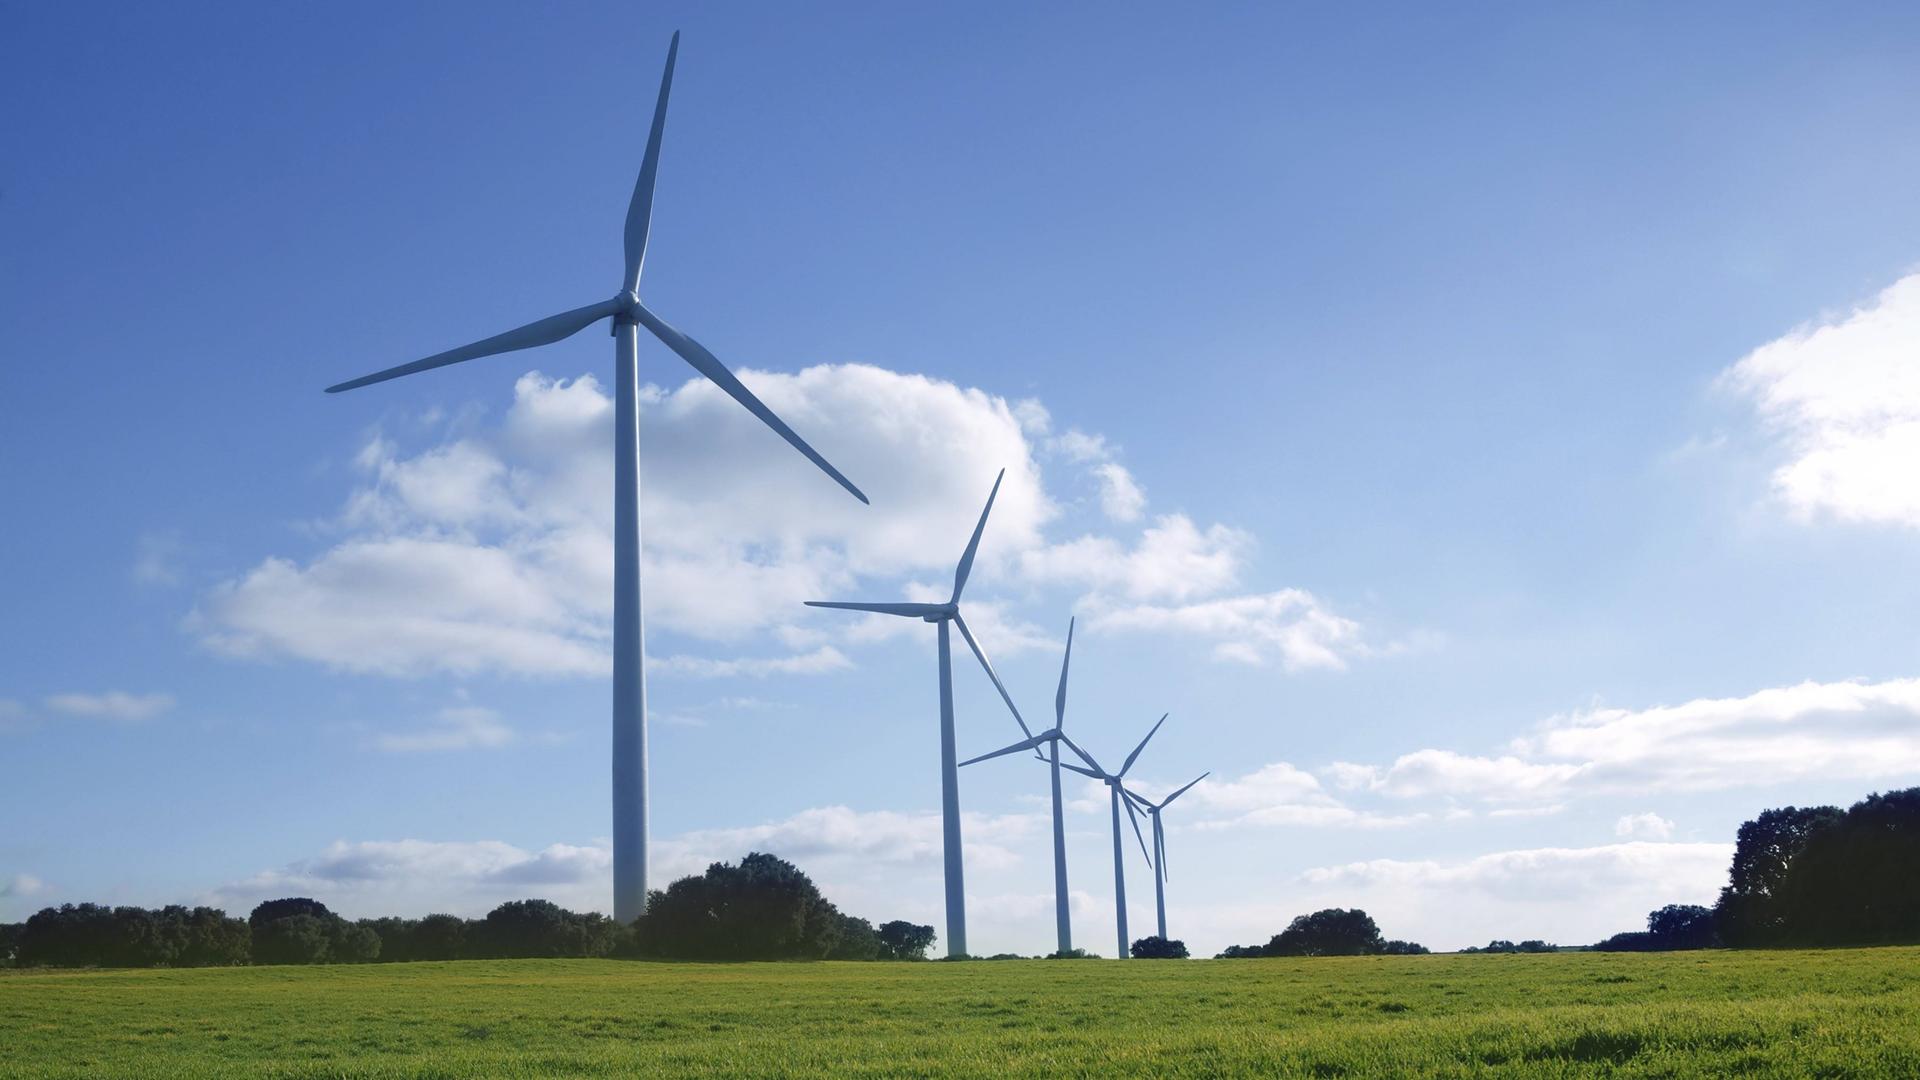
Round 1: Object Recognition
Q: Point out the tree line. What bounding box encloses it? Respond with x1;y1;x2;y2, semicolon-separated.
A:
1213;908;1429;958
1;852;936;968
1594;786;1920;951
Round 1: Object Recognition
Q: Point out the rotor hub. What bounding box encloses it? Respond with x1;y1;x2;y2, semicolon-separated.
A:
614;291;643;323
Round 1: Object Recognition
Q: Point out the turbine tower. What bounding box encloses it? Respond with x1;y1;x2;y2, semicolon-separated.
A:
959;617;1097;956
322;33;867;923
1127;772;1208;941
1062;716;1164;958
805;469;1028;957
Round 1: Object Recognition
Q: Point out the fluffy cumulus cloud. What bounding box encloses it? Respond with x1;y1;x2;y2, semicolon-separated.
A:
1722;272;1920;528
1290;841;1732;950
196;364;1371;679
1614;812;1675;840
1332;677;1920;805
43;691;175;722
208;805;1042;919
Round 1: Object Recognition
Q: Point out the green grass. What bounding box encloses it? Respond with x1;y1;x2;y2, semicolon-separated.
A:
5;947;1920;1077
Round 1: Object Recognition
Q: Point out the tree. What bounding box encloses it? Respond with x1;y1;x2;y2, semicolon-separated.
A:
1214;944;1267;959
0;923;20;967
1765;787;1920;946
826;914;881;960
252;914;334;965
1379;939;1431;955
476;899;618;959
412;914;468;961
329;920;381;963
1130;936;1189;959
631;853;846;960
1713;805;1842;946
1647;904;1717;949
1267;909;1386;957
875;920;937;961
248;898;335;929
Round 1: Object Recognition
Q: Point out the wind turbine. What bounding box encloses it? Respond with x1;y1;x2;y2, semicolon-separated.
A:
322;33;868;924
805;469;1028;957
1061;715;1164;959
958;617;1097;956
1127;773;1208;941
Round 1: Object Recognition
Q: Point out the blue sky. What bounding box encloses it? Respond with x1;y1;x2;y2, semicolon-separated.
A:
7;2;1920;953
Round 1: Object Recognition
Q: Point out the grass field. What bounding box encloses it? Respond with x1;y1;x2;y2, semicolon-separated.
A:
5;947;1920;1077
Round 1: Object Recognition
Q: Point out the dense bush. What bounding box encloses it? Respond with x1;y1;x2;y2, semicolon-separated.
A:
474;899;621;959
875;920;937;961
1462;939;1557;954
631;852;847;960
1214;909;1425;958
16;904;250;967
825;914;881;960
1130;936;1189;959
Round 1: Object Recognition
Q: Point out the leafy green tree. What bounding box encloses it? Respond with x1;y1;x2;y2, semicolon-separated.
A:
1714;805;1842;946
252;914;334;965
412;914;468;960
875;920;937;961
632;853;846;960
826;914;881;960
1267;909;1386;957
1130;935;1189;959
1647;904;1717;949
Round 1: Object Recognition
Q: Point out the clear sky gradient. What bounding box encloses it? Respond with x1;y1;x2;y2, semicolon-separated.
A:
6;2;1920;953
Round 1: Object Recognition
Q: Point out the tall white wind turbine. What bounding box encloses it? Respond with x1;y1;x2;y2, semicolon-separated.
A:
805;469;1029;957
959;617;1098;956
1061;716;1163;958
1127;772;1208;941
323;33;867;923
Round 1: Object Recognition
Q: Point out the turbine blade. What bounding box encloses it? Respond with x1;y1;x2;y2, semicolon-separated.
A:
624;31;680;293
635;303;868;504
804;601;945;618
1059;733;1103;775
325;299;619;393
950;469;1005;603
1160;772;1210;809
1123;794;1153;869
959;731;1053;768
953;613;1034;740
1059;760;1101;780
1054;617;1075;728
1118;712;1169;778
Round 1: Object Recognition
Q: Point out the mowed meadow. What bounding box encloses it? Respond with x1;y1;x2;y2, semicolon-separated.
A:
5;948;1920;1078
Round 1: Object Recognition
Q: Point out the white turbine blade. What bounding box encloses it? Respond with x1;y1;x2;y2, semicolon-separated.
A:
1160;772;1209;809
1118;712;1169;778
325;299;619;393
624;31;679;293
1059;759;1101;780
952;613;1035;741
950;469;1005;602
804;601;944;618
1054;617;1075;728
1123;787;1154;809
959;731;1054;768
634;303;868;504
1058;733;1103;775
1123;793;1153;868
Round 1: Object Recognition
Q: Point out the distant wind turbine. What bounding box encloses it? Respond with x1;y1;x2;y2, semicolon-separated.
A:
1127;773;1208;941
322;33;868;924
805;469;1029;957
1062;715;1164;958
959;617;1098;956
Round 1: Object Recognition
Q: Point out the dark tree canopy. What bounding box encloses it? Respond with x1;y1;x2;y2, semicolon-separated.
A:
875;920;937;961
826;914;881;960
1130;935;1190;959
16;903;250;968
252;914;335;965
248;898;334;928
631;852;846;960
1268;909;1386;957
1714;805;1844;946
1647;905;1718;949
475;899;619;959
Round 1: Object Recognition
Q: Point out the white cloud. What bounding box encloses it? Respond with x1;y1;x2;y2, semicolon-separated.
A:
1615;812;1675;840
199;364;1368;681
1723;272;1920;528
646;647;852;679
1092;463;1146;522
1119;761;1427;830
1089;587;1366;670
374;706;516;752
43;691;175;722
1336;677;1920;804
208;805;1043;919
1;874;47;899
1295;841;1731;950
